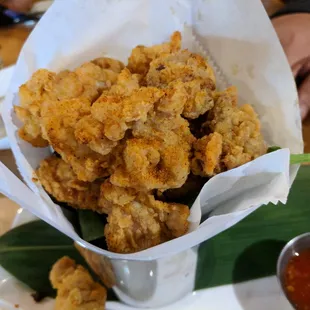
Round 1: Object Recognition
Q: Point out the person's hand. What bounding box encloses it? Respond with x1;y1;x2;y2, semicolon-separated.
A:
272;13;310;120
1;0;34;13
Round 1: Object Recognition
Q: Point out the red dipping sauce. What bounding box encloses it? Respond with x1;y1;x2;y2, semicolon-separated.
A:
285;248;310;310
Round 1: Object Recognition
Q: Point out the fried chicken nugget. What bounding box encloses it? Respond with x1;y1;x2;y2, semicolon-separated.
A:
181;79;215;119
191;132;223;177
206;87;267;170
102;185;189;253
15;58;124;148
51;60;121;103
74;69;145;155
36;155;101;212
98;179;137;214
107;68;141;96
50;256;107;310
41;98;110;182
91;84;164;141
146;49;216;89
74;115;117;156
157;79;214;119
110;113;195;191
127;31;181;76
15;69;56;147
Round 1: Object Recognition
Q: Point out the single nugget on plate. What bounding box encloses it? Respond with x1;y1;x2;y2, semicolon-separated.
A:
50;256;107;310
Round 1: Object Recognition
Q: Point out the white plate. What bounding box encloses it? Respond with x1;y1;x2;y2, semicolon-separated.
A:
0;209;293;310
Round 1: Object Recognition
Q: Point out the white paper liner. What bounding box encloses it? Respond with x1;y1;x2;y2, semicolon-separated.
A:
0;0;303;260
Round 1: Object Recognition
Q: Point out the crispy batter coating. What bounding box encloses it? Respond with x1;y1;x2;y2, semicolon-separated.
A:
92;57;125;72
50;256;107;310
110;112;195;191
206;87;267;170
91;84;164;141
146;49;216;88
127;31;181;76
15;58;124;148
98;179;137;214
181;79;214;119
156;81;188;117
15;69;56;147
73;69;140;157
191;133;223;177
107;68;141;96
103;188;189;253
36;155;101;211
41;98;110;182
74;115;117;156
155;79;214;120
14;106;49;147
52;58;124;102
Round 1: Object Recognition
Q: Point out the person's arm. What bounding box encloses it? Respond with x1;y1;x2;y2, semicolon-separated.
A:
272;0;310;120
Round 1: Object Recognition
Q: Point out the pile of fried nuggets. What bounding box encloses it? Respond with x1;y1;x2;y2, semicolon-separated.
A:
15;32;266;254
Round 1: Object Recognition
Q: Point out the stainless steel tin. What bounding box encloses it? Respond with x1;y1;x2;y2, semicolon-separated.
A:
75;242;198;308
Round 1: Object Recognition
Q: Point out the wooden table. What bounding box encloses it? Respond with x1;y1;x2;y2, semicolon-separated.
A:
0;25;32;235
0;0;309;235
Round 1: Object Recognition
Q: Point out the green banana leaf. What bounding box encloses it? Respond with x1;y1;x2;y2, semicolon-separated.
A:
196;165;310;289
0;166;310;301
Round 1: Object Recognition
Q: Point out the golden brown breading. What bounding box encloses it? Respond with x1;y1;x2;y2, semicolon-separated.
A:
181;79;214;119
191;133;223;177
91;86;164;141
15;69;56;147
50;256;107;310
206;87;267;170
110;112;195;191
146;49;216;89
104;190;189;253
50;60;122;103
15;58;124;148
107;68;141;96
127;31;181;76
72;69;140;157
155;79;214;119
36;155;101;212
41;98;110;182
156;81;188;117
92;57;125;73
98;179;137;214
14;106;49;147
74;115;117;156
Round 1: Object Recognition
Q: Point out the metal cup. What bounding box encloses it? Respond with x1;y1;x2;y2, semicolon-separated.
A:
75;242;198;308
277;232;310;308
